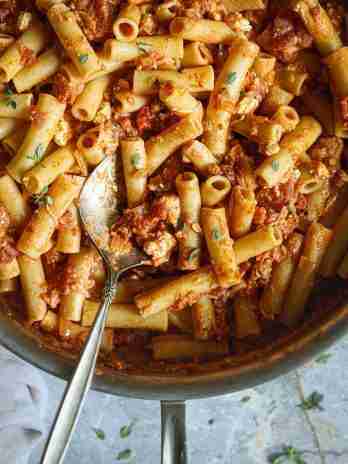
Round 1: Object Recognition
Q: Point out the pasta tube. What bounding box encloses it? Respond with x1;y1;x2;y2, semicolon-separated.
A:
18;255;47;324
7;94;66;182
135;266;219;317
181;141;218;175
114;91;149;113
320;206;348;277
0;21;48;82
228;186;256;238
232;116;283;156
0;93;33;119
17;175;84;259
204;37;259;157
192;296;216;340
113;5;141;42
201;207;240;288
59;248;94;322
170;18;235;44
260;232;304;319
159;81;201;115
271;106;300;133
176;172;202;270
276;67;308;96
82;301;168;331
221;0;266;12
234;225;282;264
156;1;177;22
256;116;322;187
261;86;294;115
47;4;100;77
0;175;29;228
200;176;231;207
13;48;61;93
121;137;147;207
146;113;203;175
133;66;214;95
72;75;110;122
252;52;276;79
282;223;332;326
56;203;81;254
182;42;213;67
104;36;183;62
22;145;76;194
292;0;342;56
152;334;228;360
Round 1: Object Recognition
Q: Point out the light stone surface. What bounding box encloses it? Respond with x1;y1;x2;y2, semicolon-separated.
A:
27;336;348;464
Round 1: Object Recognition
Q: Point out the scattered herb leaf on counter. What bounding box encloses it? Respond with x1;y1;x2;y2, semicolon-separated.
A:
298;391;324;411
117;449;133;461
241;396;251;403
268;445;306;464
315;352;332;364
208;418;214;425
120;419;138;439
94;428;106;440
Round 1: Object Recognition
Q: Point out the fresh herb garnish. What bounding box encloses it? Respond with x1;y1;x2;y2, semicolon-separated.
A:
271;160;280;171
298;391;324;411
240;90;246;98
117;449;133;461
241;395;251;403
94;428;106;440
4;86;13;97
78;53;89;64
226;71;237;85
131;152;141;169
27;143;44;162
6;99;16;109
212;228;221;241
187;248;199;262
268;446;306;464
120;419;137;439
32;186;53;207
137;42;153;53
315;352;332;364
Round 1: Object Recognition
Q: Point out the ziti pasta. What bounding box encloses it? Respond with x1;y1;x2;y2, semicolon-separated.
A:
0;0;346;366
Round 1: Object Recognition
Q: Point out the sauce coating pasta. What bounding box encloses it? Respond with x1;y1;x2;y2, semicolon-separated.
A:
0;0;347;368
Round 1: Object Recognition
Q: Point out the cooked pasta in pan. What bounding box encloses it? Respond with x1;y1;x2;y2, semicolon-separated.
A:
0;0;348;368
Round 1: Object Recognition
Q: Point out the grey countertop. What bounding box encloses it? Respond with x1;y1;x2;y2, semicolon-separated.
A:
29;336;348;464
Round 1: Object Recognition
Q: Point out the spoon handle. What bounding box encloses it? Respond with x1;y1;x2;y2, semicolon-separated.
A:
41;270;117;464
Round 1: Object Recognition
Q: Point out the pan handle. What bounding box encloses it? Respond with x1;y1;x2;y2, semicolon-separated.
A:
161;401;187;464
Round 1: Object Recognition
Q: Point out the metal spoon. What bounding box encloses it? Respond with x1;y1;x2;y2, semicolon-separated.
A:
41;155;147;464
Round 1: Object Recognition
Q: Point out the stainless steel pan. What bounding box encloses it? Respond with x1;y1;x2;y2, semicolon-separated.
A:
1;279;348;462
